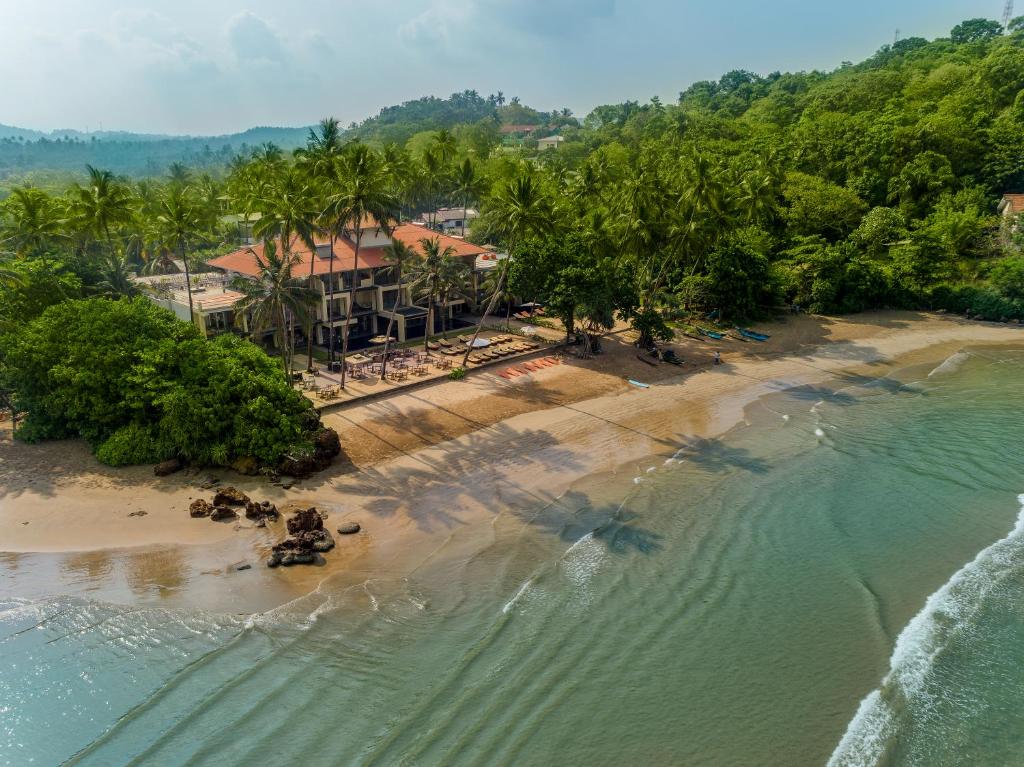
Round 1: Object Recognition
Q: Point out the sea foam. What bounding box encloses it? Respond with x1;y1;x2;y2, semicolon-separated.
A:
827;494;1024;766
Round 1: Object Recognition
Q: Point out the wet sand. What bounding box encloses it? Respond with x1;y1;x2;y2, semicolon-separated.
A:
1;312;1021;613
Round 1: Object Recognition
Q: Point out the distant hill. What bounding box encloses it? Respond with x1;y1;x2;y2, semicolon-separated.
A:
0;90;577;181
0;125;310;181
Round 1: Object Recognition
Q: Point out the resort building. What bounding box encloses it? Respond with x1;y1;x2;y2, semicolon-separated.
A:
135;272;247;338
206;220;490;348
536;135;565;151
431;207;478;234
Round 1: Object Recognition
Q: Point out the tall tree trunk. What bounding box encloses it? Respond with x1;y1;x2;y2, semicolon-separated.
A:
462;259;508;368
339;228;362;389
179;240;195;323
505;298;512;329
380;268;402;381
424;290;434;352
278;305;289;380
327;234;336;364
305;247;317;371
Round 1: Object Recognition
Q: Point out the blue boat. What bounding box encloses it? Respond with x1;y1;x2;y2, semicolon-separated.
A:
736;327;770;342
698;327;727;340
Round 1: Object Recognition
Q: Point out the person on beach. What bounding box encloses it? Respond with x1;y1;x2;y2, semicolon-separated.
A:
714;351;721;365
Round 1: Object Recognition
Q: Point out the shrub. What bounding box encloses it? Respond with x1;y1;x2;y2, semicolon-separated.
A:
929;284;1024;320
449;366;467;380
2;297;322;468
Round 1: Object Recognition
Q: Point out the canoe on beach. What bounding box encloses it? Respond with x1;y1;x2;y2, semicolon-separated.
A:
698;327;727;340
736;327;770;342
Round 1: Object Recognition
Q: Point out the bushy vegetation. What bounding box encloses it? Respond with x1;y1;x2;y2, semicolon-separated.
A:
1;298;319;467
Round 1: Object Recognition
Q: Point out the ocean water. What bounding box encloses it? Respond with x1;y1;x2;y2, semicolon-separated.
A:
3;346;1024;766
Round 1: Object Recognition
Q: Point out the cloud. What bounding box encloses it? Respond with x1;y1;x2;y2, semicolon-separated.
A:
227;11;288;63
483;0;616;34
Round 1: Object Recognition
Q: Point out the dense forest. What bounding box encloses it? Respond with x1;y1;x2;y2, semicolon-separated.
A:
0;126;309;183
2;16;1024;466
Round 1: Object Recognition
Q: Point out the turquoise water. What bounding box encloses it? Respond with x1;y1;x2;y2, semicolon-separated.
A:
3;347;1024;766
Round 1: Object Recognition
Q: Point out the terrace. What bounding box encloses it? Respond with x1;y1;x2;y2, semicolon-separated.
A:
292;329;556;410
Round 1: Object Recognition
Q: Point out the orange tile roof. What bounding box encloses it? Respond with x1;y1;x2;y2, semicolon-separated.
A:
1001;194;1024;214
209;227;487;279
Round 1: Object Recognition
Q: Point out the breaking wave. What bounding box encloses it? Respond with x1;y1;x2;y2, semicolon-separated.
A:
827;494;1024;767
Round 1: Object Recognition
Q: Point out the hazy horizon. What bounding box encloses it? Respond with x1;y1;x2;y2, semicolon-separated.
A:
0;0;999;136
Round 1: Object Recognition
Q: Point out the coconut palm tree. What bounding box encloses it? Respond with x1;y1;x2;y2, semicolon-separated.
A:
0;187;62;265
420;148;449;229
0;252;22;289
252;167;321;369
378;239;420;380
480;267;516;329
94;251;140;298
451;157;483;235
327;144;399;388
436;255;471;334
462;173;553;367
298;119;347;365
70;165;133;257
231;240;318;380
407;237;457;351
151;184;207;322
433;129;458;166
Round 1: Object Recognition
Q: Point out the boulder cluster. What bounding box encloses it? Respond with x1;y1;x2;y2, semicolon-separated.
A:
267;507;335;568
188;487;279;526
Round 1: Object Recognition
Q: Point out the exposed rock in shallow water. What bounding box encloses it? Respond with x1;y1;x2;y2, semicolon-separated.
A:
209;506;238;522
286;507;324;535
245;500;279;521
266;549;317;567
337;522;361;535
189;499;214;518
154;458;183;477
266;518;334;566
213;487;249;506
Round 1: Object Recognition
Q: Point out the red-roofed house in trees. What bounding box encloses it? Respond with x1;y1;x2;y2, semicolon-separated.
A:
208;219;489;349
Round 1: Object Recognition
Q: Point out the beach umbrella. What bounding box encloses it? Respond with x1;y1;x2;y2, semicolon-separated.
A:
468;337;492;348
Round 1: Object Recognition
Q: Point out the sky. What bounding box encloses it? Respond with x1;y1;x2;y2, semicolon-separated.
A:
0;0;1001;136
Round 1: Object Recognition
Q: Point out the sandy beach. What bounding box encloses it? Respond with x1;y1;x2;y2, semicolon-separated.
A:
2;311;1022;613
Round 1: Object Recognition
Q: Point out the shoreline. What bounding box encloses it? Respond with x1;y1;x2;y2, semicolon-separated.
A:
1;312;1022;613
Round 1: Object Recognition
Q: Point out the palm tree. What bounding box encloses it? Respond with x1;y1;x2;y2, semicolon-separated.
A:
451;157;483;235
70;165;133;257
433;129;457;166
232;240;318;380
481;268;516;329
327;144;399;388
420;148;449;229
462;173;553;367
298;119;347;366
378;239;420;380
94;251;140;298
0;187;62;265
0;252;22;289
151;184;207;322
167;162;192;188
437;255;471;334
252;167;321;369
408;237;457;351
